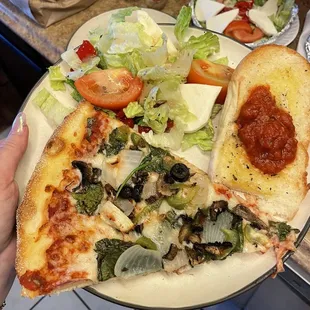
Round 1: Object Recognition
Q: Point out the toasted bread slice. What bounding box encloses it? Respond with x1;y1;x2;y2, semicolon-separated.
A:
209;45;310;222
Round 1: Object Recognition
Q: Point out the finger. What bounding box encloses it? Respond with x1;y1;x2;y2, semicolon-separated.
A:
0;112;29;186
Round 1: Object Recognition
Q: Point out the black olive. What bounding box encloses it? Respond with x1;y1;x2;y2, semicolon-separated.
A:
91;168;102;183
134;224;144;234
164;173;175;184
132;185;143;202
132;171;149;185
119;185;133;199
170;163;190;182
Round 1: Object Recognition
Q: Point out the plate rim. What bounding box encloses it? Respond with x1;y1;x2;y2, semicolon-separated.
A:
18;23;310;309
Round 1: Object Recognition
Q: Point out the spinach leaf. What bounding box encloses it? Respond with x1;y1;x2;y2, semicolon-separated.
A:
105;126;130;156
95;238;134;281
72;183;104;215
269;222;300;242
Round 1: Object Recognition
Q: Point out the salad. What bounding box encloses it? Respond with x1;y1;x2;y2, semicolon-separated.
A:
34;6;234;159
194;0;295;43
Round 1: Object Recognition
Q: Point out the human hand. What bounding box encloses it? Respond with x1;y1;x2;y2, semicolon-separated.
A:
0;112;28;303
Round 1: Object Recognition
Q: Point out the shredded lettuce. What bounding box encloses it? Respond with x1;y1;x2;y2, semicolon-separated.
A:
65;79;83;102
103;50;145;75
182;120;214;151
48;66;66;91
142;119;184;150
269;0;294;31
88;26;105;45
174;6;192;43
182;32;220;59
138;50;194;82
141;34;168;67
143;87;169;134
213;56;229;66
211;104;222;119
123;102;144;118
107;22;153;54
67;56;101;80
61;49;82;70
33;88;74;126
157;80;196;123
109;7;139;24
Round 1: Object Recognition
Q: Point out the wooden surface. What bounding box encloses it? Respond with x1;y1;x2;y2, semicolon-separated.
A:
0;0;309;276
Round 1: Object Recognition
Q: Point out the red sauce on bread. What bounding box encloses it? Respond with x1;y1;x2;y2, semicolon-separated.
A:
237;85;297;174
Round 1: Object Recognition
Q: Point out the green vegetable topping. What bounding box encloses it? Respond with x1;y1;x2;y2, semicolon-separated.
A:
166;185;198;210
269;221;299;242
95;238;134;281
72;183;104;215
133;199;163;224
135;236;157;250
244;224;270;245
105;126;130;156
131;133;147;148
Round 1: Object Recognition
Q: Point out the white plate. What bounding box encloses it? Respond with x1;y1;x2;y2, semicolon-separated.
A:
67;8;176;50
16;24;310;309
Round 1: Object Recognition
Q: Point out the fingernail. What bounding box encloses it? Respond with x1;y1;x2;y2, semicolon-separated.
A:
11;112;27;135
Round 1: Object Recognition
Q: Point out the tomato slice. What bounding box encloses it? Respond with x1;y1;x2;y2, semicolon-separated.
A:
76;40;97;61
231;27;264;43
138;126;152;134
224;21;252;36
187;59;234;104
234;1;253;10
75;68;143;110
224;21;264;44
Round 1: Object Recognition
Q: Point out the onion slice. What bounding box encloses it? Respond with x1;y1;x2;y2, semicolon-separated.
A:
203;211;233;243
114;245;162;278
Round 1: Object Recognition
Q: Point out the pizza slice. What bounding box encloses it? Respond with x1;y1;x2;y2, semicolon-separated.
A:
16;101;299;298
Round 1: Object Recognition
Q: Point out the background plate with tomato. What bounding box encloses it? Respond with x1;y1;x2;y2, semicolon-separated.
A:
190;0;299;48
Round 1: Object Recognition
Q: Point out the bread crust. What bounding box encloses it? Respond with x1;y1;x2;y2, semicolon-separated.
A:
209;45;310;221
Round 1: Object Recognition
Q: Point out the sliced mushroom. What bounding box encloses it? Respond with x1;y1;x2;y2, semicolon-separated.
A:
198;242;232;256
192;209;206;232
188;234;201;244
185;246;205;266
178;223;192;244
232;204;268;230
104;183;116;199
162;244;179;261
209;200;228;221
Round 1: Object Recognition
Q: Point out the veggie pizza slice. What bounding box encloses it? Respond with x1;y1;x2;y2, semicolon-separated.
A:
16;101;298;298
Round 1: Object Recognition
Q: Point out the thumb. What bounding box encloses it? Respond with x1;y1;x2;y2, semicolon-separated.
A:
0;112;29;187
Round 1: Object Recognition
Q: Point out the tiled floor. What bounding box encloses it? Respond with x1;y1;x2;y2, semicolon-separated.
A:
5;276;310;310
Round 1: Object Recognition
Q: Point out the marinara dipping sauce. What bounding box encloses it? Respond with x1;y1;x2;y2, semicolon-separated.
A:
237;85;297;174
